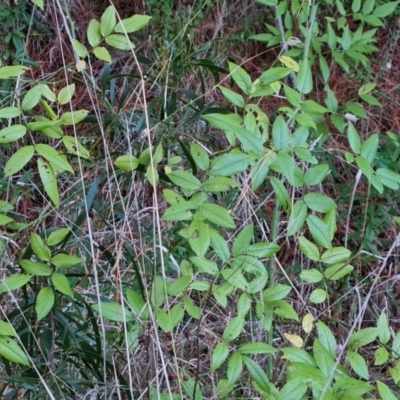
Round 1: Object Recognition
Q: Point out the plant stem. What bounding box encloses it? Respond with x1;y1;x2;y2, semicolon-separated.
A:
267;198;280;381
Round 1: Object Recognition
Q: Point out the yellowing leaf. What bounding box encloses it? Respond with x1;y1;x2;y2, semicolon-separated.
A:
76;60;87;72
284;333;304;348
279;56;299;72
302;313;314;334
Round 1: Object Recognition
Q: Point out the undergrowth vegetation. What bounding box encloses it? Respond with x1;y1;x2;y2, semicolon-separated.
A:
1;0;400;399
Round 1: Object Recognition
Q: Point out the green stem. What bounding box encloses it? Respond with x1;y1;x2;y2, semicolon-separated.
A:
302;0;319;64
267;198;280;381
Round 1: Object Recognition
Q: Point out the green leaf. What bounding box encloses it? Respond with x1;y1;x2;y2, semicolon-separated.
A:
244;242;281;258
190;143;209;171
284;85;301;107
341;25;352;51
320;247;351;264
0;125;27;143
37;158;59;207
362;0;375;14
392;332;400;358
287;201;308;237
0;106;21;118
242;356;271;393
162;206;193;222
270;177;291;212
361;133;379;163
151;276;166;308
0;65;28;79
319;55;331;83
210;230;230;262
20;260;52;276
377;312;391;345
100;5;116;36
0;321;17;337
35;144;74;173
333;50;349;72
349;327;378;350
259;67;292;86
115;155;139;171
36;287;54;321
232;224;253;256
263;284;291;302
301;100;329;115
47;228;70;246
156;305;183;332
188;220;210;257
221;268;246;294
273;151;304;187
229;62;252;95
298;236;320;261
271;300;299;320
31;233;51;261
0;274;32;293
317;321;337;356
63;136;91;159
324;263;353;280
190;256;219;275
304;164;329;186
300;268;323;283
0;201;13;214
307;215;331;249
22;85;42;111
223;316;245;342
87;19;101;46
313;339;336;378
272;115;290;150
294;147;317;164
4;145;35;177
352;0;361;13
237;293;251;316
309;289;327;304
347;122;361;154
304;193;337;213
126;288;149;319
92;302;134;322
203;177;237;192
346;102;367;119
0;337;29;366
210;153;249;176
51;272;74;297
376;381;398;400
375;347;389;366
219;85;245;107
105;34;135;50
71;39;87;58
182;296;200;319
51;253;83;268
168;170;201;191
114;15;152;33
227;352;243;384
281;347;316;366
296;59;312;94
377;168;400;190
356;156;373;180
0;214;13;225
93;46;112;62
199;203;235;228
60;109;88;125
373;1;400;18
163;189;185;205
211;342;229;371
278;379;307;400
346;351;369;380
358;82;376;96
58;84;75;105
238;343;276;355
216;379;234;398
